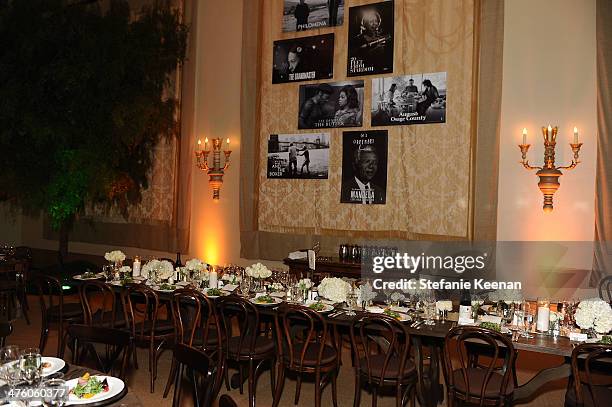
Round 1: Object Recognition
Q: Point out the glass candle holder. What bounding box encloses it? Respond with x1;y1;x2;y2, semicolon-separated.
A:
536;298;550;333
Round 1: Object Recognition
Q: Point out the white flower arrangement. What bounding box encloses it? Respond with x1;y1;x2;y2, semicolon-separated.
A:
222;273;241;283
390;292;405;303
317;277;351;303
549;311;561;323
297;278;313;291
436;300;453;312
574;298;612;334
141;259;175;281
104;250;126;264
185;258;208;272
270;282;285;292
489;289;523;304
358;283;376;304
245;263;272;279
119;265;132;274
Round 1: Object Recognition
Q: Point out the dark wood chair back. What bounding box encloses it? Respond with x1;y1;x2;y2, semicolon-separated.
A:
568;343;612;407
350;314;411;383
32;274;63;320
122;283;162;340
598;276;612;304
216;295;261;362
443;326;516;405
276;303;333;371
67;324;131;380
171;343;216;407
171;288;219;350
79;280;122;327
0;321;12;346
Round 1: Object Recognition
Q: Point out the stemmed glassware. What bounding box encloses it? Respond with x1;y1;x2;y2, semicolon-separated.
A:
0;346;21;388
422;290;436;325
345;283;358;316
518;301;534;338
19;347;42;386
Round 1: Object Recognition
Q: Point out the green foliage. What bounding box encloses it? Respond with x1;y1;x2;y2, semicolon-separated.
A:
0;0;187;228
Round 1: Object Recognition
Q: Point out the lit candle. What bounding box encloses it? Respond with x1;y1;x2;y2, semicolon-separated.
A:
547;125;552;134
573;126;578;144
209;269;218;288
132;256;141;277
522;128;527;145
204;137;209;151
226;138;230;148
197;139;202;151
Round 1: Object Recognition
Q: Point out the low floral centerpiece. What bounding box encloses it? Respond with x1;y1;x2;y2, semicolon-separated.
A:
574;298;612;335
184;258;209;283
317;277;351;304
141;259;175;284
245;263;272;279
104;250;126;267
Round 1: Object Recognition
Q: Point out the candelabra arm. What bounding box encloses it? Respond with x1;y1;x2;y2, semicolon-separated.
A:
222;150;232;171
518;144;542;170
195;150;211;171
557;142;583;171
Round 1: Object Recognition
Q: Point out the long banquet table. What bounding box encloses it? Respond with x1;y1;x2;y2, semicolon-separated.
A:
75;277;576;407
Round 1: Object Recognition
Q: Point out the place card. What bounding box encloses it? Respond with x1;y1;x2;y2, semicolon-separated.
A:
223;284;238;292
569;332;588;342
458;317;475;325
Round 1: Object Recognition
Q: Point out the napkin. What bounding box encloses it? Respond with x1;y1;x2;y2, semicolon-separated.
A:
288;251;308;260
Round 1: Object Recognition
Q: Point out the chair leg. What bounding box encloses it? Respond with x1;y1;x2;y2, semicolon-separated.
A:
331;370;338;407
294;373;303;404
314;370;322;407
396;384;402;407
224;360;231;392
163;358;177;398
372;385;378;407
272;365;285;407
248;359;256;407
270;358;276;397
172;363;183;407
132;343;139;369
149;343;154;393
353;372;361;407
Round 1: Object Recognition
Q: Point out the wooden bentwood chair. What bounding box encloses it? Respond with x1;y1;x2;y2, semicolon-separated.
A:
564;343;612;407
122;283;174;393
350;314;418;407
171;343;217;407
164;288;223;401
218;295;276;407
32;274;83;357
598;276;612;304
273;303;339;407
442;326;516;407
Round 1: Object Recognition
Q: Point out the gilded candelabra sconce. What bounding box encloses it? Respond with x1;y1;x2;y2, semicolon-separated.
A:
195;137;231;200
518;125;583;213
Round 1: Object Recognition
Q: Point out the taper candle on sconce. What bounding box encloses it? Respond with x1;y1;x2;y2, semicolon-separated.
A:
195;137;232;200
518;125;583;213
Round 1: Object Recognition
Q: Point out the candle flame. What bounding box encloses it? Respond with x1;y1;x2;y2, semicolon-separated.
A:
573;127;578;134
522;128;527;136
205;137;209;143
226;138;230;144
547;125;552;132
197;139;201;145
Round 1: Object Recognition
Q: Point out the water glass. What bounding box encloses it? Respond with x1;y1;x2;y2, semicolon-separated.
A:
345;289;358;317
239;277;251;297
42;378;67;407
20;347;42;386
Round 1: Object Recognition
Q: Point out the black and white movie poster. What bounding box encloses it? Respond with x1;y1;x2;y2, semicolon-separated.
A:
272;34;334;84
282;0;344;32
347;1;394;77
340;130;388;204
298;80;364;129
267;133;330;179
371;72;447;126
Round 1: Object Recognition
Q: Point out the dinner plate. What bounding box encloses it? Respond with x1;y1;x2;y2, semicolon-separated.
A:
250;297;283;306
307;303;334;313
269;291;286;298
383;311;410;322
73;273;104;281
3;357;65;378
154;285;178;293
203;289;230;298
65;375;125;405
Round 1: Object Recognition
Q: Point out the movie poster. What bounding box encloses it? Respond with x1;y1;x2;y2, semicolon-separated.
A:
347;1;394;77
298;80;364;129
282;0;344;32
371;72;447;126
340;130;388;204
272;34;334;84
267;133;330;179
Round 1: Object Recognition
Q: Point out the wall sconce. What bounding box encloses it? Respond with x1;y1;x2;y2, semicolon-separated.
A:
195;137;232;200
518;125;583;213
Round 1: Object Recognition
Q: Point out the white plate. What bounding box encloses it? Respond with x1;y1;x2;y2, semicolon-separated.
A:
65;375;124;405
40;357;65;376
203;289;229;298
250;297;282;306
73;273;104;281
365;306;385;314
383;311;410;322
154;285;178;293
306;303;334;313
269;291;286;298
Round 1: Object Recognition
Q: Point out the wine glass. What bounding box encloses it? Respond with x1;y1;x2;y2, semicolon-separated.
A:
345;285;358;316
239;277;251;297
20;347;42;386
519;301;533;339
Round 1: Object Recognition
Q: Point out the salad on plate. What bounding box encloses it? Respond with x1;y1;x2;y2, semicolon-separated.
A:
70;373;109;399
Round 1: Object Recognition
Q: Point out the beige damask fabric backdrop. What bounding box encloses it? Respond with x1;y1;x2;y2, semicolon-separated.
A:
241;0;504;260
258;0;475;237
